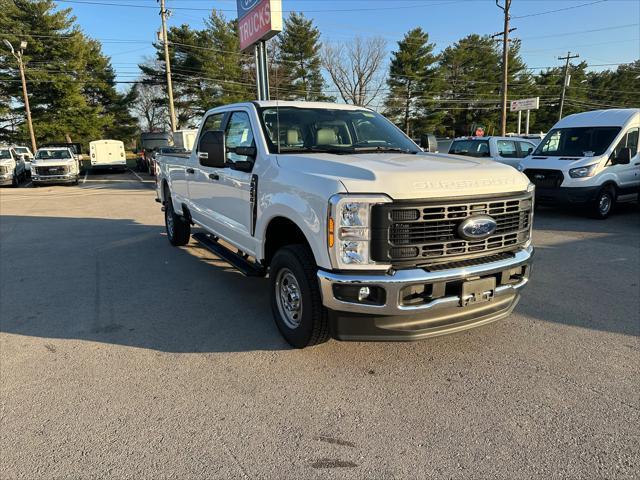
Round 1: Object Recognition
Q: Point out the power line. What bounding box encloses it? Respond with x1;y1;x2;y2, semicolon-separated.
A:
512;0;609;20
54;0;461;13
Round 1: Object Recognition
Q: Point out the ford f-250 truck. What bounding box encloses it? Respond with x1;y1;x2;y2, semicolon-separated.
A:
156;101;535;348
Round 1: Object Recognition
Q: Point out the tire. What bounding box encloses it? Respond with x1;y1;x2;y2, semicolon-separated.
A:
270;244;330;348
164;194;190;246
589;185;616;219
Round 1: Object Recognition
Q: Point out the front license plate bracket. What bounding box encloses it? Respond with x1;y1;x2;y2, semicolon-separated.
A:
460;277;496;307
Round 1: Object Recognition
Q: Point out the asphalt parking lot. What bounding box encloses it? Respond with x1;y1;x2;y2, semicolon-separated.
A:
1;170;639;479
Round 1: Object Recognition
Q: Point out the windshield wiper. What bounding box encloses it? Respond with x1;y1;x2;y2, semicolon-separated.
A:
352;146;417;154
278;145;354;155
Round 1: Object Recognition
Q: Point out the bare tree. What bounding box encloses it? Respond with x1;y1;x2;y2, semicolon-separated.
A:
322;37;387;106
130;83;168;132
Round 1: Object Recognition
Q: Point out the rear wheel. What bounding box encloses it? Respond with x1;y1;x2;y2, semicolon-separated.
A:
590;185;615;219
270;245;329;348
164;194;190;246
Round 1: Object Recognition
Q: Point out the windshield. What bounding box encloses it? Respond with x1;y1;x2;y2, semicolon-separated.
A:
142;139;171;150
36;149;72;160
0;149;11;159
449;139;490;157
259;107;420;154
534;127;621;157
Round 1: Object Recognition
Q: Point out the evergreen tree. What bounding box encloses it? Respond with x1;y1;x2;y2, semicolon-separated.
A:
276;12;329;101
0;0;136;145
383;28;439;137
436;34;528;136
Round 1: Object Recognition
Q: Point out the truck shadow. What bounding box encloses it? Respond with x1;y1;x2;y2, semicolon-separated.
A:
1;215;288;352
0;212;638;353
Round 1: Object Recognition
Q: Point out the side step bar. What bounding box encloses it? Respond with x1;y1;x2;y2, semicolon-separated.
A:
193;232;266;277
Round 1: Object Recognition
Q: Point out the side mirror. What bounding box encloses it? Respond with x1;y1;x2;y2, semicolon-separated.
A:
198;130;226;168
233;146;256;158
612;147;632;165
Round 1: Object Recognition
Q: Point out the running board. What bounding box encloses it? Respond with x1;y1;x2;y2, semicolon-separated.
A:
193;232;266;277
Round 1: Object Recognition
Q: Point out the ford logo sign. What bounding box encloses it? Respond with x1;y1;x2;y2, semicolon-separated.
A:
457;215;497;241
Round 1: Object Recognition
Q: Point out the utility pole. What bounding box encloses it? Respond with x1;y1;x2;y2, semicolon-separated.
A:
3;40;37;153
495;0;512;136
558;51;579;121
159;0;177;132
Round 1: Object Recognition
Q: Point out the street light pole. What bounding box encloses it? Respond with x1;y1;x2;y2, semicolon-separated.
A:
4;39;37;153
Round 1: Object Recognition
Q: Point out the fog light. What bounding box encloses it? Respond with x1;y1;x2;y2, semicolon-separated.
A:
358;286;370;302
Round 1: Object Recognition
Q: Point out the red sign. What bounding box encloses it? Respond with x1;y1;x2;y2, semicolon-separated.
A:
238;0;282;51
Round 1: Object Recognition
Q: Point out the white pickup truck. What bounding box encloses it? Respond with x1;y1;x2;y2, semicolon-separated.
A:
31;147;80;185
156;101;535;348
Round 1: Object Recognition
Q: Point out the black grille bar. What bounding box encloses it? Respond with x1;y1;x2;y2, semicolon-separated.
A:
371;193;533;267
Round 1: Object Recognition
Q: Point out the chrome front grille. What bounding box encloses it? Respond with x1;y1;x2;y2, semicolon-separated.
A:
371;193;533;266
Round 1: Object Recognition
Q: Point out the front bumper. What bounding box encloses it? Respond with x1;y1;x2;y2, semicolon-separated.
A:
32;173;78;184
535;186;600;206
317;246;533;341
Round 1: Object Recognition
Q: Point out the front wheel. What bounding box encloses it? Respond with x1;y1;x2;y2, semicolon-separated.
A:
590;186;615;219
164;195;190;246
270;245;330;348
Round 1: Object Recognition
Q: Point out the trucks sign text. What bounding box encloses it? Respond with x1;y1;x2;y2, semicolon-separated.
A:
237;0;282;51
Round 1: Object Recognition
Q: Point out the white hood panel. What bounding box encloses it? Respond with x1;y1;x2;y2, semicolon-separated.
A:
277;152;530;200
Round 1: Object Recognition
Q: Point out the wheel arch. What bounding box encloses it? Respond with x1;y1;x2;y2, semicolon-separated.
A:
262;216;316;268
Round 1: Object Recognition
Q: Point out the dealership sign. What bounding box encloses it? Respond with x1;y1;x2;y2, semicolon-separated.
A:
237;0;282;51
510;97;540;112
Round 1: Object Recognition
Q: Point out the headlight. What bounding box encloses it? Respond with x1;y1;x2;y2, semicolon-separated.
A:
328;194;391;270
526;182;535;193
569;164;597;178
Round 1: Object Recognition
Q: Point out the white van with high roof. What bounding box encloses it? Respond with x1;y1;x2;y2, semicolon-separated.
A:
519;108;639;218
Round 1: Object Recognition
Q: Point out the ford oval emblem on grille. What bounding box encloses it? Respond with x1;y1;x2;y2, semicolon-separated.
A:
457;215;497;241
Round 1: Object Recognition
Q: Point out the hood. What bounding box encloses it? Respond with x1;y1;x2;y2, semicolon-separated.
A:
0;159;15;166
276;152;530;200
33;158;75;167
521;154;606;172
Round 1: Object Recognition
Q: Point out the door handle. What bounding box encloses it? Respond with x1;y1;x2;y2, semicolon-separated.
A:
186;168;195;174
209;173;219;181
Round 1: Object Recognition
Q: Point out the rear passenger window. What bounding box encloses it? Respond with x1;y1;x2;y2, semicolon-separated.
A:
497;140;517;158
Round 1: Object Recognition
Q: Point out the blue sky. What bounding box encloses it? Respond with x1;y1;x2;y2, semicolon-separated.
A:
56;0;640;87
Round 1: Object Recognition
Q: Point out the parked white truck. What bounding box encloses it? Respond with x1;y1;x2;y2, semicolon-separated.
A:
89;139;127;171
0;146;27;186
156;101;535;347
31;147;80;185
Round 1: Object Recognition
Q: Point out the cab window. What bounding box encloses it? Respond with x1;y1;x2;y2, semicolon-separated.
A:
517;141;535;158
497;140;518;158
613;128;639;158
225;111;255;163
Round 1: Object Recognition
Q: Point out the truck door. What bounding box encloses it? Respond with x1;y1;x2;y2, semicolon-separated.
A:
190;110;256;255
496;139;520;167
186;112;225;232
611;127;640;191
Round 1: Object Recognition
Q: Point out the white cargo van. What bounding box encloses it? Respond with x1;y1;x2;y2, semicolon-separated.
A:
89;140;126;171
519;109;639;218
172;129;198;151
